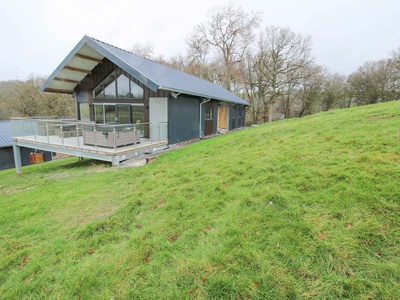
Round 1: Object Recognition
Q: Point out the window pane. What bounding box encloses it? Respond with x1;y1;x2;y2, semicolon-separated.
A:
94;71;144;100
130;81;144;99
205;106;213;119
117;73;130;98
117;104;130;124
131;104;144;123
105;105;116;123
94;105;104;123
79;103;90;121
104;73;116;98
93;83;104;98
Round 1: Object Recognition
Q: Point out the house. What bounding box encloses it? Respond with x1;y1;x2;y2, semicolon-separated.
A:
0;121;52;170
11;36;249;172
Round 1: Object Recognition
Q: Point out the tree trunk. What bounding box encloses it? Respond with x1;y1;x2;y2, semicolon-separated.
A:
268;101;273;122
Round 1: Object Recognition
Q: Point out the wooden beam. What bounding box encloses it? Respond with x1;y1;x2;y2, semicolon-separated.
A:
74;53;103;63
63;66;91;74
44;88;74;94
54;77;81;84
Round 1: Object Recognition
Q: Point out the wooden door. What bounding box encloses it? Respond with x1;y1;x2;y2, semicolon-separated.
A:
204;102;214;136
217;104;228;131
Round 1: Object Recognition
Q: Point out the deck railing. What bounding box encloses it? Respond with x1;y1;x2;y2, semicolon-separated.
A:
11;117;168;151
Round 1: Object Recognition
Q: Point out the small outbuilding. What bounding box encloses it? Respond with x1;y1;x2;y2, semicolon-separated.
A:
0;121;52;170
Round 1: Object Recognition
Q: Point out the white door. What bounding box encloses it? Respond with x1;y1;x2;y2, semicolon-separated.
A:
149;97;168;140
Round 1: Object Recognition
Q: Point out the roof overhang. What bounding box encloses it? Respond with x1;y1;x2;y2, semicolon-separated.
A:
40;38;105;94
40;36;160;94
159;86;249;106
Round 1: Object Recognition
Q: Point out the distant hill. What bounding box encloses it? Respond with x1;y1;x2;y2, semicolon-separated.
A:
0;101;399;299
0;81;9;88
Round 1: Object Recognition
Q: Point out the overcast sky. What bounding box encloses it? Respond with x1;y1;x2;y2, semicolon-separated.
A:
1;0;399;81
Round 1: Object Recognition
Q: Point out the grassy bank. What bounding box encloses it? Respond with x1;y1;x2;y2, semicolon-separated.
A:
1;101;399;299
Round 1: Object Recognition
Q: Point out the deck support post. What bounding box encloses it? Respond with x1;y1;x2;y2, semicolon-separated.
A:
111;156;120;167
12;141;22;173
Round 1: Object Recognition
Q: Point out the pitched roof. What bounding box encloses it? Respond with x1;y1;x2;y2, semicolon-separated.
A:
40;36;249;106
0;121;12;148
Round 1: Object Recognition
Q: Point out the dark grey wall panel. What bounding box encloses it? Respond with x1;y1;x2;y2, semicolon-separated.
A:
0;147;53;171
213;101;218;134
0;148;15;170
168;96;200;144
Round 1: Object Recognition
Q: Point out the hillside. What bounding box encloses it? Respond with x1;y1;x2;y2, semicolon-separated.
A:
1;101;399;299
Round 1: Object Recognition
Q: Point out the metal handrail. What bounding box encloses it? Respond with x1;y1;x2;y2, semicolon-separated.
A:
11;117;168;151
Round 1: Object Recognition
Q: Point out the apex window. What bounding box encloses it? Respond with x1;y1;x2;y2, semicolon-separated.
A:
93;71;144;100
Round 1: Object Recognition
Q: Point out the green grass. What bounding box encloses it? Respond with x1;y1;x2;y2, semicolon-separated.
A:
1;101;399;299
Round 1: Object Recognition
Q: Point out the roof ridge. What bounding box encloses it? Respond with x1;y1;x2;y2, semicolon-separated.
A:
89;36;164;66
88;36;215;84
88;36;204;81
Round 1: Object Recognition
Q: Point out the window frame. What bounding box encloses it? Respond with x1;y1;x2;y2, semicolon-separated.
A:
93;70;144;100
205;106;213;120
93;103;145;124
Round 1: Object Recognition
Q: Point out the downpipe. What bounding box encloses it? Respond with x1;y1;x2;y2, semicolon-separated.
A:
199;98;211;138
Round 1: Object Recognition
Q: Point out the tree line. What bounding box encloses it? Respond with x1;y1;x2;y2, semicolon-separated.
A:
1;3;399;123
138;3;400;124
0;76;74;120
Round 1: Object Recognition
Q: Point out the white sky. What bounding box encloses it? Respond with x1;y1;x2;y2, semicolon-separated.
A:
1;0;399;81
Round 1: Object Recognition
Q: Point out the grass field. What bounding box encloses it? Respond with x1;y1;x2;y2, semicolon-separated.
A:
1;101;399;299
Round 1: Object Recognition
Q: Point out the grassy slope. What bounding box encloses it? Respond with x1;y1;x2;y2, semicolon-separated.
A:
0;101;399;299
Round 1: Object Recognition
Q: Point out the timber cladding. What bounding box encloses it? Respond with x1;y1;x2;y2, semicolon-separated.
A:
74;58;169;123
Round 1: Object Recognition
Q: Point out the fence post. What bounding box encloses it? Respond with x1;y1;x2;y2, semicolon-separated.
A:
60;123;64;145
12;141;22;173
76;124;80;147
46;121;50;143
113;126;116;151
93;125;98;148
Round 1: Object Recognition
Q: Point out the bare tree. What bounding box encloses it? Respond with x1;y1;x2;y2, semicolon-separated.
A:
297;65;325;117
320;73;347;111
348;59;396;105
128;42;155;59
244;51;269;124
255;26;314;122
186;2;261;92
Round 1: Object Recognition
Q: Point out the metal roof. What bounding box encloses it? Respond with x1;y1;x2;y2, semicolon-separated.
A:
40;36;249;106
0;121;12;148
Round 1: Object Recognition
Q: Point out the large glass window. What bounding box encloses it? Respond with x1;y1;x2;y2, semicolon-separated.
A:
104;73;116;98
117;104;131;123
93;71;143;100
117;74;130;98
105;105;116;123
131;104;144;123
79;103;90;121
94;105;104;123
93;103;144;124
93;84;105;98
130;81;143;99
